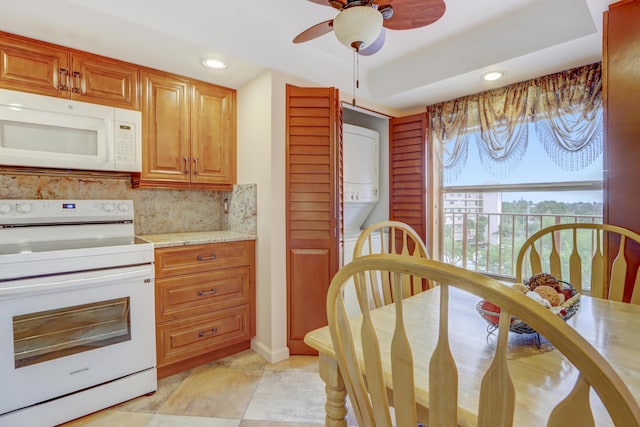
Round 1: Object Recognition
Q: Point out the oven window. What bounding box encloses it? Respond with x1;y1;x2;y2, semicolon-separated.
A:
13;297;131;368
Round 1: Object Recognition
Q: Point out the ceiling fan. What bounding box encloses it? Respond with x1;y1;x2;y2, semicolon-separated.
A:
293;0;446;56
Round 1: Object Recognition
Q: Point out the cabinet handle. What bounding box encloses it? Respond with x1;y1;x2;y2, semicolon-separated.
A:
198;327;218;338
58;68;69;91
183;156;189;174
193;157;198;175
196;254;217;261
197;288;217;296
71;71;82;94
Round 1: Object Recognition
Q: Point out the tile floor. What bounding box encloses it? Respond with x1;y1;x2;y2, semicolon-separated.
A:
59;350;356;427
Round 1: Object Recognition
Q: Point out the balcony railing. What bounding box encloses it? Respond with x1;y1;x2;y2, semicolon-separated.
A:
441;212;603;281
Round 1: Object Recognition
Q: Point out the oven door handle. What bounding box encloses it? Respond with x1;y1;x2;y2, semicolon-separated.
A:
0;265;153;299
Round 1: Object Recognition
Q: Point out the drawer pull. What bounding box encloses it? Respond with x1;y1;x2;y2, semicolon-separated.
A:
197;254;217;261
198;327;218;338
197;288;217;296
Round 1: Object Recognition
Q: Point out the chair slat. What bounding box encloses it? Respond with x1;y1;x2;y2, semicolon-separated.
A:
609;235;628;302
569;228;582;291
390;272;417;427
529;245;542;277
591;230;605;299
546;374;594;427
334;293;375;426
357;272;393;426
550;232;562;279
477;309;515;427
429;284;458;427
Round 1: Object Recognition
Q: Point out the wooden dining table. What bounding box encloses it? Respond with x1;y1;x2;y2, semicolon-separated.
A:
304;286;640;426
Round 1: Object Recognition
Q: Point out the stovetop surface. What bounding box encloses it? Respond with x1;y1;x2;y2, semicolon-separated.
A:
0;236;149;256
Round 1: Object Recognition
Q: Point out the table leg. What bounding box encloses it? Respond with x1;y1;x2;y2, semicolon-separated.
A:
318;352;348;427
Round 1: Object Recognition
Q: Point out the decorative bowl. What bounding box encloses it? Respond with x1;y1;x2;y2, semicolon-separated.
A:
476;280;580;335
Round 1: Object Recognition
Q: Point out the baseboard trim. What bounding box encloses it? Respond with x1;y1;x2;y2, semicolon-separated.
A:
251;338;289;364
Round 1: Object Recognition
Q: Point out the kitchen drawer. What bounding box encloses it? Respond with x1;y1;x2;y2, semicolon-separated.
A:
156;305;250;368
156;266;250;322
155;240;254;278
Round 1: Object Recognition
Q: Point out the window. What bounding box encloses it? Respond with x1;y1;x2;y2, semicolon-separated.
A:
430;63;603;287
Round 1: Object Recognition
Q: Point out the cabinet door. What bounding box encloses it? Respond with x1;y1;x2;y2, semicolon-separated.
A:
190;81;236;189
140;70;191;183
0;32;69;98
71;53;140;109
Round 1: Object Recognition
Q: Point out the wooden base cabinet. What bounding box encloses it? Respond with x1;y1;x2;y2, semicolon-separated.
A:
154;240;255;378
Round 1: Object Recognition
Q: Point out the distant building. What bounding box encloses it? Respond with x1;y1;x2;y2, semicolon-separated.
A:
443;192;502;244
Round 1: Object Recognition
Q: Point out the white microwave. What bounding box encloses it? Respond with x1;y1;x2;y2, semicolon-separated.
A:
0;89;141;172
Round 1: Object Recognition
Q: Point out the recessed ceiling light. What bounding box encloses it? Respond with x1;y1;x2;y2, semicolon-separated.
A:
482;71;505;81
202;58;227;69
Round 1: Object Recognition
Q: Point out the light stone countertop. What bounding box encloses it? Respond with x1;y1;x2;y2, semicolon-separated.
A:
138;231;256;248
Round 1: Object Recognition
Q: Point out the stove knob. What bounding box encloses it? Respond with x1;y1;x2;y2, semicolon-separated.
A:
117;203;130;212
102;203;115;212
0;203;10;214
17;203;31;213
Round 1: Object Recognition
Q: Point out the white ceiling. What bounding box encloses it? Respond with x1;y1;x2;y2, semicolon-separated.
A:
0;0;615;113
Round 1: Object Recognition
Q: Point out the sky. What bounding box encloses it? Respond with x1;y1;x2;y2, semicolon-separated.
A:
444;129;603;204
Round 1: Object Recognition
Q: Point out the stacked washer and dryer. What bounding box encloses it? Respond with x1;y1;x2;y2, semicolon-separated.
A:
342;124;386;315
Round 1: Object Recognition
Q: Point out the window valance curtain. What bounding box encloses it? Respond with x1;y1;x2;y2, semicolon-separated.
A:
429;62;602;182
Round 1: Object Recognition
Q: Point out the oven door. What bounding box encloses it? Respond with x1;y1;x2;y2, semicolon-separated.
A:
0;264;155;416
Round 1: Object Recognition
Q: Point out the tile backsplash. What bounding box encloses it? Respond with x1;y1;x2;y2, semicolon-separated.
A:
0;173;256;235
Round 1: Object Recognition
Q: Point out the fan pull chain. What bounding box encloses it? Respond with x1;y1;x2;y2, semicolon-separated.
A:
352;48;357;106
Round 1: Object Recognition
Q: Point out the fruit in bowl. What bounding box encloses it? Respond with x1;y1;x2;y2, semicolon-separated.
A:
526;272;563;293
478;300;502;325
476;273;581;335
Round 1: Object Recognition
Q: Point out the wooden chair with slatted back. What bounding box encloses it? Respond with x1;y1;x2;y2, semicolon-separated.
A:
327;254;640;427
352;220;433;308
515;223;640;304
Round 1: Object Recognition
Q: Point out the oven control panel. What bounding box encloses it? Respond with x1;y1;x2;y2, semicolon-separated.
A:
0;199;134;225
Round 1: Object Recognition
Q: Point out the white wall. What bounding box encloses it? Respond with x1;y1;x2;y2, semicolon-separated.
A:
236;71;288;363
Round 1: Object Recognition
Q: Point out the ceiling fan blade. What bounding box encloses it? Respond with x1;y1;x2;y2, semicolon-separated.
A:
307;0;346;7
293;19;334;43
379;0;446;30
358;28;386;56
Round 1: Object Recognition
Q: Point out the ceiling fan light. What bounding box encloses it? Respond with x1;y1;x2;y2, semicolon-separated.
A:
333;6;383;51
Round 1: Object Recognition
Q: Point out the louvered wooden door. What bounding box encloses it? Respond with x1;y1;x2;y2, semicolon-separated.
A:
286;85;341;354
389;113;430;249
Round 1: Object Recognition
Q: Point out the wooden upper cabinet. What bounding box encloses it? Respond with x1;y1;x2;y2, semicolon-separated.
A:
0;31;140;109
70;53;140;109
140;69;191;183
0;33;69;98
190;81;236;186
134;69;237;190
